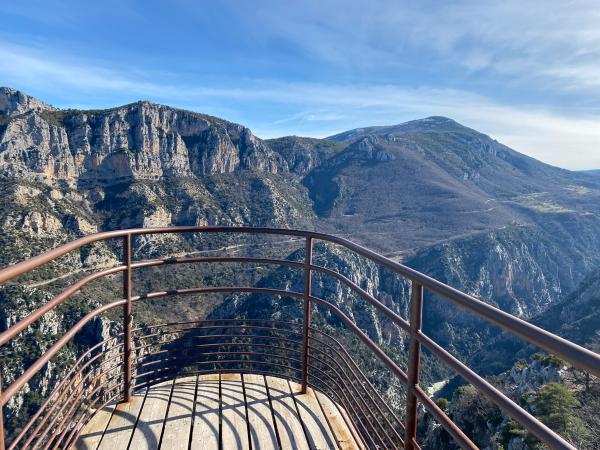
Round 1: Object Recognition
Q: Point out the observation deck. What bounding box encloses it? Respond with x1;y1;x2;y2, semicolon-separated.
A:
77;374;361;450
0;227;599;450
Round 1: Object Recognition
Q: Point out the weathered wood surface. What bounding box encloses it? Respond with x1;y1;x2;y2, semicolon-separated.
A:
75;374;360;450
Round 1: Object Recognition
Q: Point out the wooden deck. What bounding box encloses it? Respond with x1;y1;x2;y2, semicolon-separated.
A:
76;374;364;450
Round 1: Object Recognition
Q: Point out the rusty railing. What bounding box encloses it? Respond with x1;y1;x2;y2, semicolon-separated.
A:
0;227;599;450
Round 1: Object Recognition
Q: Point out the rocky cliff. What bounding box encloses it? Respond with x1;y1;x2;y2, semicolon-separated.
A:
421;351;599;450
0;87;284;186
2;88;600;448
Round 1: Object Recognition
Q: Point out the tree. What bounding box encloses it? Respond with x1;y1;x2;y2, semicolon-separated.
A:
533;383;582;436
436;397;449;411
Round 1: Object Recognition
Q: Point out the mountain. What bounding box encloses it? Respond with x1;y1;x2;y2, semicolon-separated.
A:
305;116;600;254
3;86;600;344
3;86;600;358
0;88;288;184
0;87;315;263
2;88;600;446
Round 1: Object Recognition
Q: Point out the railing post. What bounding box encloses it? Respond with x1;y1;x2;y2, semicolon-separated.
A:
404;281;424;450
0;373;5;450
301;237;313;394
122;234;132;403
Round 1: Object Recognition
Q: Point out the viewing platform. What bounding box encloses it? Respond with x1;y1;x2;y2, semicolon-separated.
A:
0;227;598;450
77;374;361;450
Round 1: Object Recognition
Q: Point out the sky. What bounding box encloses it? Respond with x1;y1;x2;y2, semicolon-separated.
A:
1;0;599;169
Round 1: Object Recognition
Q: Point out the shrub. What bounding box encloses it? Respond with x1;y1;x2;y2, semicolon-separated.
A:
436;397;449;411
533;383;582;436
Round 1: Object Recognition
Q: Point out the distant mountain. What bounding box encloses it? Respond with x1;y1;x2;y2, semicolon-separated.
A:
2;88;600;445
3;86;600;342
582;169;600;175
327;116;475;141
299;115;600;253
0;87;285;185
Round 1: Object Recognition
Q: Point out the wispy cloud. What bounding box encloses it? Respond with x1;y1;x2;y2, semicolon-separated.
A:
1;38;599;170
229;0;600;96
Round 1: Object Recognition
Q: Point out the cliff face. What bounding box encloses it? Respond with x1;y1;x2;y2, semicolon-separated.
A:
0;88;284;186
0;283;117;437
210;242;411;346
2;88;600;447
0;87;53;115
422;352;599;450
533;268;600;346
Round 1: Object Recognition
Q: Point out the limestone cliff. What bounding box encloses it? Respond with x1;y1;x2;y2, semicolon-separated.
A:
0;88;284;186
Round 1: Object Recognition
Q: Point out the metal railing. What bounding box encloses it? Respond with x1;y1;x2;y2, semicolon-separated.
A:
0;227;598;450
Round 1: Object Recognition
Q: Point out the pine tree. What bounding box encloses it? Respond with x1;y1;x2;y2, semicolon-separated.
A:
533;383;582;436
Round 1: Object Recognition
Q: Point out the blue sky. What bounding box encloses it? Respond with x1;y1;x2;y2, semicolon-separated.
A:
1;0;599;169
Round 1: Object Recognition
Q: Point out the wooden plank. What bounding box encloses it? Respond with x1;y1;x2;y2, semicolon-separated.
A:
289;380;338;450
190;374;220;450
129;379;174;450
329;396;367;450
160;376;197;449
220;373;250;450
265;376;309;450
315;391;363;450
242;374;278;450
75;402;116;450
97;388;147;450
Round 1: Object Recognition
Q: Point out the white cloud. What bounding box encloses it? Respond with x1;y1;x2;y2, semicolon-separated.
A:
229;0;600;96
1;40;598;170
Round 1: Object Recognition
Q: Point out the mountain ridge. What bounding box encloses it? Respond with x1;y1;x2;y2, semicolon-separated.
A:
2;88;600;449
0;87;287;187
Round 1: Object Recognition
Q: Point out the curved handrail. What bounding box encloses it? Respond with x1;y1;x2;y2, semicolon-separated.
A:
0;226;598;450
1;226;597;377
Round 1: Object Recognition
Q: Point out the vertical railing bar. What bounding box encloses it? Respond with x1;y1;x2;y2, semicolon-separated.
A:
0;373;5;450
301;236;313;394
404;281;424;450
122;234;132;403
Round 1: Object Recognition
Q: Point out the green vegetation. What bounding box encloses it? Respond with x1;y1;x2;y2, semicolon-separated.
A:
500;383;584;449
533;383;582;436
532;352;564;368
501;419;539;449
436;397;449;411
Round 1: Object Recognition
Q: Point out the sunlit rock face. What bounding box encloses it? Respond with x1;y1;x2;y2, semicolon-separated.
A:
0;90;284;186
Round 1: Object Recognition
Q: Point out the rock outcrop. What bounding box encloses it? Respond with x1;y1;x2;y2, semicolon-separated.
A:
3;88;600;449
0;89;284;186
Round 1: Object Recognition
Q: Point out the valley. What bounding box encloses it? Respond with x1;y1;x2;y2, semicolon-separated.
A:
1;87;599;449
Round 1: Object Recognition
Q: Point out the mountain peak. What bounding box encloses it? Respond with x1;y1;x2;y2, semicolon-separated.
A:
327;116;468;142
415;115;455;123
0;87;55;115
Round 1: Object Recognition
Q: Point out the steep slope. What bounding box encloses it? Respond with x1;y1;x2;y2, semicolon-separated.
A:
534;268;600;347
2;89;600;447
0;87;285;186
469;267;600;376
306;116;600;254
424;268;600;449
0;87;314;266
266;136;346;176
407;220;600;361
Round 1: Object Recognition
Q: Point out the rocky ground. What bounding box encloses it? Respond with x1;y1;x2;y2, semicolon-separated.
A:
1;87;599;448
